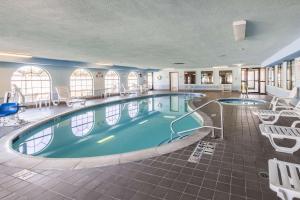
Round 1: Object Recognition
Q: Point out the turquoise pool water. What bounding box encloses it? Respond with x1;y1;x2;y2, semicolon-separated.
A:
218;98;266;106
12;94;202;158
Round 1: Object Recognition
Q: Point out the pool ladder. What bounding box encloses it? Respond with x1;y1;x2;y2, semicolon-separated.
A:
170;99;224;141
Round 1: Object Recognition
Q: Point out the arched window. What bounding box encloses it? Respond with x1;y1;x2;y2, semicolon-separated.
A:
18;127;53;155
106;104;121;125
11;66;51;103
105;71;120;94
128;101;139;118
128;72;138;90
71;111;94;137
70;69;94;97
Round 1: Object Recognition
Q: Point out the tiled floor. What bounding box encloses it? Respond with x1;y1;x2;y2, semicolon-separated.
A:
0;91;298;200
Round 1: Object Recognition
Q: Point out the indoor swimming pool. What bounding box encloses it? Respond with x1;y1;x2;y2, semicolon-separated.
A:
218;98;266;106
11;94;203;158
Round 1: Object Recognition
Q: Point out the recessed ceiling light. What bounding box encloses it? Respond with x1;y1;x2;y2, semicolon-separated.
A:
213;66;229;69
0;52;32;58
163;68;175;71
233;63;245;67
95;62;113;66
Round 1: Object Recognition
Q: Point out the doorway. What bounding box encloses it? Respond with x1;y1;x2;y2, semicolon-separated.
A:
241;68;266;94
169;72;179;91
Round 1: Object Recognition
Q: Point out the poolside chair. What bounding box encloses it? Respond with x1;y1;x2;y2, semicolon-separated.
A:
259;120;300;153
268;158;300;200
53;86;86;107
254;101;300;124
269;87;298;109
0;103;24;126
120;84;131;96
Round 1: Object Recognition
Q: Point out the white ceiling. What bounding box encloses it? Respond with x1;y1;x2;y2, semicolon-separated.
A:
0;0;300;69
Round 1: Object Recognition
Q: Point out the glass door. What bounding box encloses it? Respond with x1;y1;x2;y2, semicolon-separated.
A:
241;68;265;94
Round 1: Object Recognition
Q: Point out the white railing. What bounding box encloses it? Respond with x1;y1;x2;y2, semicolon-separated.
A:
170;99;224;141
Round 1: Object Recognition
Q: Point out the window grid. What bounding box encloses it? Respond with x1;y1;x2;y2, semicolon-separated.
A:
219;70;233;84
105;71;120;94
106;104;121;125
128;72;138;90
267;67;275;86
128;101;139;118
18;127;53;155
71;111;94;137
70;69;94;97
11;66;51;103
201;71;213;84
277;64;282;88
286;60;295;90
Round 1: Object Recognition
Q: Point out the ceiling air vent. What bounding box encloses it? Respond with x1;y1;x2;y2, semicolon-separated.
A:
233;20;247;41
173;62;185;65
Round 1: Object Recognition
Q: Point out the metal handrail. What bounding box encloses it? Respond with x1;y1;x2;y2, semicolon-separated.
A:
170;99;224;141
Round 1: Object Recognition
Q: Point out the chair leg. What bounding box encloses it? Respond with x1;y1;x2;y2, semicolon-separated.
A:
268;135;299;154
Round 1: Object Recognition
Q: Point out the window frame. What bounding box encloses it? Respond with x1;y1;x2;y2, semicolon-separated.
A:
105;71;120;94
70;69;94;97
11;66;52;103
286;60;295;90
184;71;196;84
201;71;214;84
267;67;275;86
219;70;233;84
277;64;282;88
128;72;139;90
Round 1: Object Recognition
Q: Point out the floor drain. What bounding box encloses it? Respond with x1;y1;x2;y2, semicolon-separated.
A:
258;171;269;179
13;169;37;180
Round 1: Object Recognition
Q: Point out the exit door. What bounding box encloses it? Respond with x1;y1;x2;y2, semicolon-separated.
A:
241;68;266;94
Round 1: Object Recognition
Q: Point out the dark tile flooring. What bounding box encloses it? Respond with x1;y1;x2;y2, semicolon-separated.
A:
0;91;299;200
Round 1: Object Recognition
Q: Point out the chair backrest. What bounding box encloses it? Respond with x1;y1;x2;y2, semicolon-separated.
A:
55;86;71;99
294;101;300;111
288;87;298;98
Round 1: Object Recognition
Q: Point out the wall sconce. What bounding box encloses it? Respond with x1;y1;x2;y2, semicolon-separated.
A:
95;72;103;78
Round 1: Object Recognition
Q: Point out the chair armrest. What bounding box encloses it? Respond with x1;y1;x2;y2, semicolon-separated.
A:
277;97;294;100
278;109;296;116
292;120;300;128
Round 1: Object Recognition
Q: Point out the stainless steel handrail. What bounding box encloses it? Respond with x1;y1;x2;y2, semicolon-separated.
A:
170;99;224;141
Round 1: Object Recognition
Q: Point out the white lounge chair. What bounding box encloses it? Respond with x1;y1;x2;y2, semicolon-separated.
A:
269;87;298;109
120;84;131;96
120;84;139;96
254;101;300;125
259;120;300;154
269;158;300;200
53;86;86;107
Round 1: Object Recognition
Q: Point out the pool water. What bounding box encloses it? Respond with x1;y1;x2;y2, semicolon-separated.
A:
218;98;265;106
12;94;202;158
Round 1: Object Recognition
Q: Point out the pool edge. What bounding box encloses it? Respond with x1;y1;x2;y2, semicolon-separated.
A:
0;92;212;170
